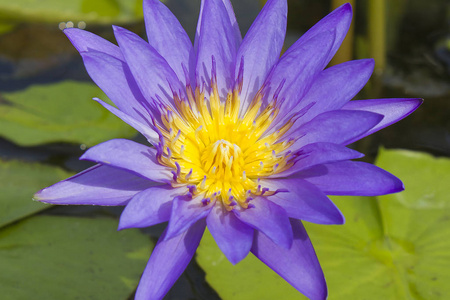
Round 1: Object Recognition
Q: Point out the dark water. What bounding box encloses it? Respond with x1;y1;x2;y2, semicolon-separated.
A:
0;0;448;299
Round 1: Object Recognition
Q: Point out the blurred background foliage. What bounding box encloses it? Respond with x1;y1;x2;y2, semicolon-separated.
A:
0;0;448;299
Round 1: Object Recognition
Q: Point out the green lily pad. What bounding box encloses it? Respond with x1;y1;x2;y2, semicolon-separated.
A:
0;215;153;299
0;80;136;147
197;228;302;300
0;22;15;35
196;149;450;299
0;0;144;25
0;159;72;228
370;148;450;298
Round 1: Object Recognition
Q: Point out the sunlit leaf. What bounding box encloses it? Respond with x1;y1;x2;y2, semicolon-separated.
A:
197;149;450;299
0;80;136;146
0;22;15;35
197;228;303;300
0;0;144;24
371;148;450;299
0;159;72;228
0;215;153;299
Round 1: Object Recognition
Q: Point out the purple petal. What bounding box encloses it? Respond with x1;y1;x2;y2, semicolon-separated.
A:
80;51;153;124
277;59;374;128
195;0;241;53
263;30;335;120
251;219;327;300
236;0;287;111
298;161;404;196
64;28;122;59
260;178;344;225
143;0;194;85
295;3;352;67
93;98;158;144
220;0;242;45
342;98;423;143
287;110;384;150
80;139;172;183
206;203;254;264
113;26;184;107
274;142;363;177
165;194;214;240
118;185;185;230
195;0;240;96
136;219;206;300
34;165;156;206
235;197;292;249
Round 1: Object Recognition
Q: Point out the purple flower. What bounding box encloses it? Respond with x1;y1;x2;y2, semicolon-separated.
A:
34;1;421;299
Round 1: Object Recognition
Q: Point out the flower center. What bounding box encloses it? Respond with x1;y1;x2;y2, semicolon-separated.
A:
201;139;243;178
154;71;296;209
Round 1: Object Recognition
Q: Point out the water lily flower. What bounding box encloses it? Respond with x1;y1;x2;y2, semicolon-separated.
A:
34;0;422;299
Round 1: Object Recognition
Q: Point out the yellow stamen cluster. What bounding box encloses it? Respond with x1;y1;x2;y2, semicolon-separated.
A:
156;80;295;209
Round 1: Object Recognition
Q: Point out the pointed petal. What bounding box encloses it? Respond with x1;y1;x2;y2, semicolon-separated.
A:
113;26;184;107
143;0;194;85
235;197;292;249
195;0;241;53
206;203;254;264
165;195;214;240
263;30;335;119
279;59;374;128
342;98;423;143
136;219;206;300
261;178;344;225
80;139;172;183
118;185;185;230
288;110;384;149
251;219;327;300
274;142;363;177
80;51;152;124
64;28;122;59
93;98;158;144
298;161;404;196
236;0;287;111
295;3;352;67
220;0;241;44
34;165;156;206
195;0;240;96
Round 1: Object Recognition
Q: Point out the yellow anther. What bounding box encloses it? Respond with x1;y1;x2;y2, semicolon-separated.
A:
155;75;296;208
200;176;207;189
258;161;264;171
179;145;185;157
195;126;203;140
